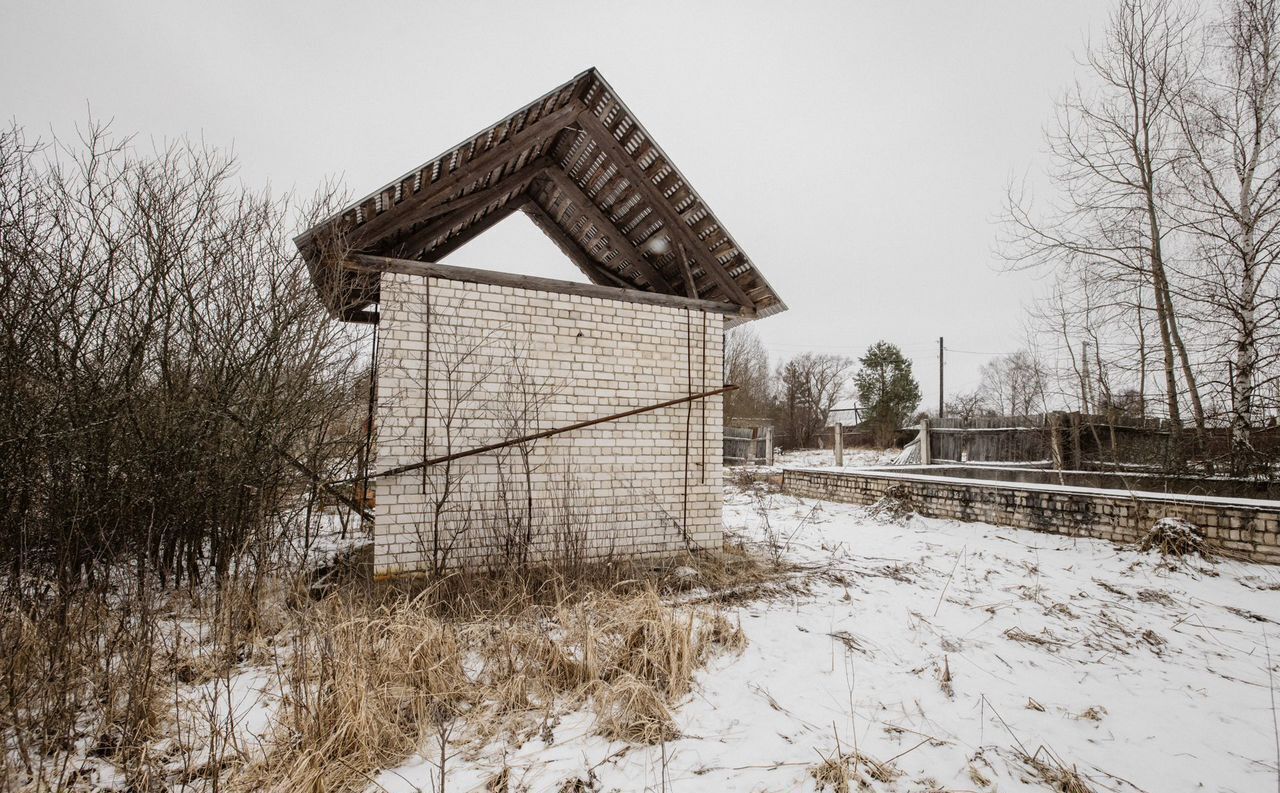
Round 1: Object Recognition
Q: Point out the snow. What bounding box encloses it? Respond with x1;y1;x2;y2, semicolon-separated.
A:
791;464;1280;508
375;481;1280;792
745;446;901;474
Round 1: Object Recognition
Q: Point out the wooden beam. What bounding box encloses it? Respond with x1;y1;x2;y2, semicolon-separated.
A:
340;102;580;245
675;242;699;299
541;170;676;293
338;305;379;324
427;198;528;261
386;162;549;257
522;200;634;289
575;110;754;308
343;253;750;317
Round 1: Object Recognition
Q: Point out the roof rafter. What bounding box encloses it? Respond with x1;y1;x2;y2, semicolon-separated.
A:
538;169;676;293
388;160;550;258
337;102;578;246
522;201;633;289
573;110;754;307
296;68;784;321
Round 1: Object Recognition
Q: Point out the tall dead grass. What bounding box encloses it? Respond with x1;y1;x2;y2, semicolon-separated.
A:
237;593;470;791
3;545;770;791
235;553;759;790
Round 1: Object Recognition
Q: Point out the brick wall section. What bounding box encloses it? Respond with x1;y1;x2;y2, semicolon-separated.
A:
373;272;724;575
783;468;1280;564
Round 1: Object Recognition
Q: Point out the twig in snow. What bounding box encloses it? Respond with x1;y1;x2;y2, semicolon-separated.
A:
933;546;965;617
1267;631;1280;793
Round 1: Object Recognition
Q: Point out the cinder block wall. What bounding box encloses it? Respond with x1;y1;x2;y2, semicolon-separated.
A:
783;468;1280;564
372;272;724;576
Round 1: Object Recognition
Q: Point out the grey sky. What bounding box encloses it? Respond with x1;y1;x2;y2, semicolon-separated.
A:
2;0;1113;405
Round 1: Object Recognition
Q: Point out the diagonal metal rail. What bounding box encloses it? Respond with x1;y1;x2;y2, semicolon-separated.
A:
330;384;737;486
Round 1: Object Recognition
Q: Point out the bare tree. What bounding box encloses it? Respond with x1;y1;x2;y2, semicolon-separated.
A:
977;351;1051;419
775;352;851;448
1003;0;1207;454
944;390;989;421
723;325;771;423
1175;0;1280;472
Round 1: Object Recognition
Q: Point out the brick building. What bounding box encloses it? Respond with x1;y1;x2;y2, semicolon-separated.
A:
296;69;784;575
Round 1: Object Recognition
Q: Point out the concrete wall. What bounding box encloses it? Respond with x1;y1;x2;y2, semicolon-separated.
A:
783;468;1280;564
372;272;724;576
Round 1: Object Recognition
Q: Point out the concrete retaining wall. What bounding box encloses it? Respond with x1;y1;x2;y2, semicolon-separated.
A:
783;467;1280;564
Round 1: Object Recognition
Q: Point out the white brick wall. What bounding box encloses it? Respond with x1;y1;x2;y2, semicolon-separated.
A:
372;272;724;575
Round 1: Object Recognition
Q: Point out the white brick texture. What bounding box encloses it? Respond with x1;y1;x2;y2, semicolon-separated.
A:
372;273;725;575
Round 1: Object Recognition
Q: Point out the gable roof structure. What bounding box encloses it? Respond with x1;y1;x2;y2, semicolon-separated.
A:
296;68;785;322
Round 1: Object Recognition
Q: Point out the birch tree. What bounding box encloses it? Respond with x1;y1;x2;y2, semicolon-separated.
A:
1175;0;1280;472
1004;0;1206;456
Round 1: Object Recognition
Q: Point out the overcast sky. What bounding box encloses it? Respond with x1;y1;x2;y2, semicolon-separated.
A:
3;0;1114;406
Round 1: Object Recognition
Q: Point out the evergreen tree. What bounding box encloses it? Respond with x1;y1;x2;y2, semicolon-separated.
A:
854;341;922;446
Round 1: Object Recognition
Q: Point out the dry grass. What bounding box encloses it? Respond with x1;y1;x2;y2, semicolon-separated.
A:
866;486;916;523
591;675;679;744
938;655;954;698
1018;748;1095;793
3;545;775;791
376;544;778;620
228;551;763;790
1138;517;1212;559
0;565;300;792
235;593;470;792
810;749;854;793
810;746;902;792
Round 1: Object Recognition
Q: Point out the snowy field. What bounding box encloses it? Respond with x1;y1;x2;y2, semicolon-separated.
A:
369;480;1280;792
756;446;900;472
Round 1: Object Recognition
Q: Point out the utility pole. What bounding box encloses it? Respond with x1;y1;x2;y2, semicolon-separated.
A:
938;336;945;418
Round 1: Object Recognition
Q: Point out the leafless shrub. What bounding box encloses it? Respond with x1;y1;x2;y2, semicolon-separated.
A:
1138;517;1212;558
0;120;363;790
866;485;916;523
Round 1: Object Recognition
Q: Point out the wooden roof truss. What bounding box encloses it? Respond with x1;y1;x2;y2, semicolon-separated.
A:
296;68;785;322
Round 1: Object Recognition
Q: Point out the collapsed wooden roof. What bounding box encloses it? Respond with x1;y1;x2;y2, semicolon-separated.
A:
296;67;785;322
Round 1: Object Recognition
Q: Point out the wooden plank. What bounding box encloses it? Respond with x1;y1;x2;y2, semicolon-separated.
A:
522;200;633;289
344;253;750;317
542;170;676;293
675;242;699;298
575;110;754;308
426;198;527;261
386;162;550;257
340;102;579;245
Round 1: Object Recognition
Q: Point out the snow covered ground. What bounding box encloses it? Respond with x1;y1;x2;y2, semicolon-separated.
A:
749;446;900;473
374;482;1280;792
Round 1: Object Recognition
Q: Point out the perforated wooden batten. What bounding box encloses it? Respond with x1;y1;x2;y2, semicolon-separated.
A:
295;67;786;322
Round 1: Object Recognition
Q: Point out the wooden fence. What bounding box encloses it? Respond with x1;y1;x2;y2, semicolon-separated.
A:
724;425;774;465
926;415;1054;463
918;413;1280;469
